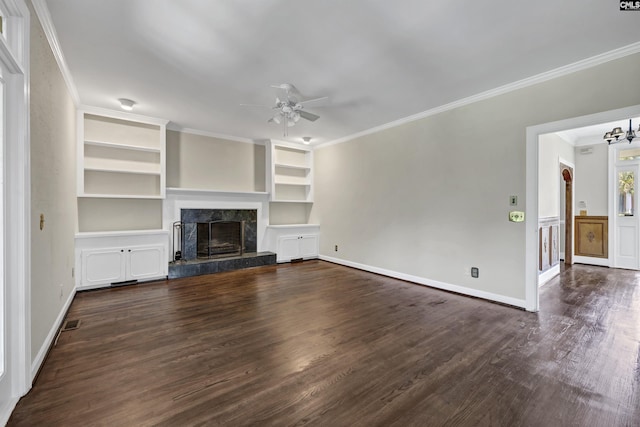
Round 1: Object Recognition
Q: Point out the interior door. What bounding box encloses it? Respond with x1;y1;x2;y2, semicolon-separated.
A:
614;164;639;270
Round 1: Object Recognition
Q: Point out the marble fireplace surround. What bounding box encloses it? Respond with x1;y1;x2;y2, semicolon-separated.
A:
163;188;270;262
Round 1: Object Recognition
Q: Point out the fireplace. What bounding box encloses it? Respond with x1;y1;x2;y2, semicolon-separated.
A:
179;209;257;261
197;220;245;258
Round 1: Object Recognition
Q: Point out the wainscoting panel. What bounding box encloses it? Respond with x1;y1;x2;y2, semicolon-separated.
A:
575;216;608;258
539;217;560;273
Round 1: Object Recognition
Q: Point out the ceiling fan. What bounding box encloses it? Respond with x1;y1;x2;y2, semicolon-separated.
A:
242;84;328;136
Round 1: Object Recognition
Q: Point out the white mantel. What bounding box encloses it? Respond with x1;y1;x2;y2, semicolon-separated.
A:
163;188;271;260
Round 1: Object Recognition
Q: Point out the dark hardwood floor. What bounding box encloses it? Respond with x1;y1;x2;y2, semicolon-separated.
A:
8;261;640;426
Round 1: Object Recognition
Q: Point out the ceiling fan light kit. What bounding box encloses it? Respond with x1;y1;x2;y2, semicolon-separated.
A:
241;83;327;138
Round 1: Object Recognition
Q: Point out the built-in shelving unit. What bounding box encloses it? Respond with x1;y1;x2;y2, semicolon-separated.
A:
77;107;168;198
266;141;313;203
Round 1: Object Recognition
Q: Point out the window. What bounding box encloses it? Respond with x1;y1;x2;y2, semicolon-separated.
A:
618;170;634;216
618;147;640;161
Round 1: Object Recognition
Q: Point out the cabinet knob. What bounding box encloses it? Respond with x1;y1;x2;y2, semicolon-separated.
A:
128;249;131;252
121;249;124;252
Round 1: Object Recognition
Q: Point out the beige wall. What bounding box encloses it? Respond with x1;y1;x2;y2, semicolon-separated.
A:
29;0;77;363
574;143;608;216
78;199;163;232
538;133;575;218
311;53;640;302
269;203;311;225
166;130;265;192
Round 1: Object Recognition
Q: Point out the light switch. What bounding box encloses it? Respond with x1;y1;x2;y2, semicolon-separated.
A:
509;195;518;206
509;211;525;222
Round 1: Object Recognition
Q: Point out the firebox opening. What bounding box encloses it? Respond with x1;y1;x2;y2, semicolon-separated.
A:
197;220;245;259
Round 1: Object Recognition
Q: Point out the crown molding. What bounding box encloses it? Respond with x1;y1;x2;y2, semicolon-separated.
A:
79;104;169;126
317;41;640;150
31;0;80;105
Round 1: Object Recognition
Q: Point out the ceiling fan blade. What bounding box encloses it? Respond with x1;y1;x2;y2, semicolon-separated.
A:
298;96;329;107
298;110;320;122
240;103;273;109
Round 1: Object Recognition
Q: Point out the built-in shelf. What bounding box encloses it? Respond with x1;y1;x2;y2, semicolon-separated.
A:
274;180;311;186
78;193;165;200
267;142;314;203
77;107;168;199
84;157;162;175
274;162;311;171
84;139;162;153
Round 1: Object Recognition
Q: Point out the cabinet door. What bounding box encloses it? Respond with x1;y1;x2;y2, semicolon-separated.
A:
126;245;166;281
81;248;126;286
299;234;319;259
277;236;301;262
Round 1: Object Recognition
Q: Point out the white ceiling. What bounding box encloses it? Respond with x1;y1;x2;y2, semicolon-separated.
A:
44;0;640;146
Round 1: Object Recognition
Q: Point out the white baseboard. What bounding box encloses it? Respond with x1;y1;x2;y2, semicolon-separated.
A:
538;264;560;287
573;255;610;267
0;397;20;426
31;286;77;381
319;255;526;309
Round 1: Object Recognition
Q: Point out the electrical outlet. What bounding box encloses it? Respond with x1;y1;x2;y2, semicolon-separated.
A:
471;267;479;278
509;211;525;222
334;245;338;252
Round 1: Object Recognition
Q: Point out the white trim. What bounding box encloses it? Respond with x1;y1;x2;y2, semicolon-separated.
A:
0;0;31;416
75;229;169;239
0;35;22;74
319;255;526;309
573;256;610;267
30;287;76;380
30;0;80;105
166;124;258;145
526;104;640;313
166;187;269;198
80;104;169;127
318;42;640;150
0;397;19;426
163;192;270;259
538;264;560;287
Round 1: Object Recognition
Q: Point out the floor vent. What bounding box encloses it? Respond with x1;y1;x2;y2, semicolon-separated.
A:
61;319;81;332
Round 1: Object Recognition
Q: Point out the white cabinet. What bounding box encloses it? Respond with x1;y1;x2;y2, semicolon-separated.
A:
265;225;320;263
277;234;319;262
82;248;125;286
128;246;165;280
77;107;168;199
81;245;164;287
266;141;313;203
75;230;169;289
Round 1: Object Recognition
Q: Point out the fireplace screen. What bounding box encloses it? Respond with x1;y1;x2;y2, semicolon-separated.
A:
197;220;245;258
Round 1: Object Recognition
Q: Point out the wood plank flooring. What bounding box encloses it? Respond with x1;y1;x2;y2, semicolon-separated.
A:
8;261;640;426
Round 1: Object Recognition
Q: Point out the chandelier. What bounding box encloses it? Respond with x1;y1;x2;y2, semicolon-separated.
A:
604;119;640;144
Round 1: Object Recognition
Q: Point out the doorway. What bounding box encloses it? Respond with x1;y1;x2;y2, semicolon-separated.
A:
561;165;573;265
526;104;640;312
0;1;31;424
